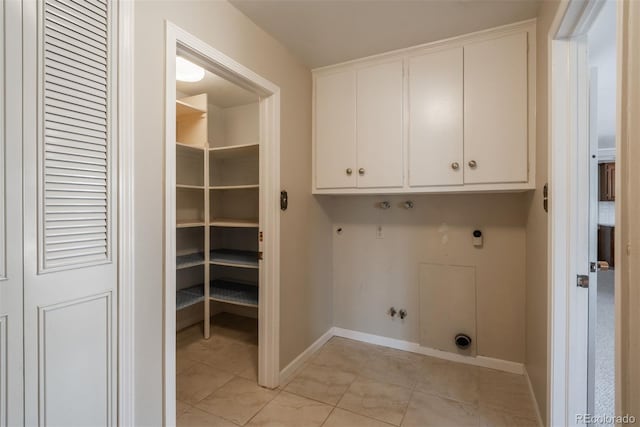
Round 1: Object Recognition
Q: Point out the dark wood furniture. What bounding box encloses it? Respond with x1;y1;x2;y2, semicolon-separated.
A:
598;225;615;268
599;162;615;201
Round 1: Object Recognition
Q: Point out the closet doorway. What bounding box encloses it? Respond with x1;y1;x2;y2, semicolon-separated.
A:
164;23;281;424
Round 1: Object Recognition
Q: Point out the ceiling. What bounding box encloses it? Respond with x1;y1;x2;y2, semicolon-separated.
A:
229;0;540;69
587;0;616;147
176;66;259;108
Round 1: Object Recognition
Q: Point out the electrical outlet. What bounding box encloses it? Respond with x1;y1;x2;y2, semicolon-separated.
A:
376;225;384;239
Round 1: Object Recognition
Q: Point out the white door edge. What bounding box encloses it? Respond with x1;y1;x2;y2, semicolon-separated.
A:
548;1;621;425
118;0;136;425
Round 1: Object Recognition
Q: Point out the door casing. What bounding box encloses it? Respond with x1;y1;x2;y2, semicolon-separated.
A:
163;22;281;426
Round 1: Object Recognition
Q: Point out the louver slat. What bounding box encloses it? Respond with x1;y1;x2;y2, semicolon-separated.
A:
42;0;110;270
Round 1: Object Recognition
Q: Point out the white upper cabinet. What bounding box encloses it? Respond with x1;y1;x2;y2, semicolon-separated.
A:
312;20;535;194
463;32;529;184
409;47;463;187
314;70;357;189
356;60;404;188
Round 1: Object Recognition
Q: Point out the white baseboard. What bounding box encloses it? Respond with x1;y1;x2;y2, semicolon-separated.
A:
524;367;544;427
332;327;524;375
279;326;526;387
279;328;334;384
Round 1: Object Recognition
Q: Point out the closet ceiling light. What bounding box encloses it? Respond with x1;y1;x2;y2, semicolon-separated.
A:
176;57;205;82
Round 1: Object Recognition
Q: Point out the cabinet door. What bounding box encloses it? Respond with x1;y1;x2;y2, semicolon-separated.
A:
409;48;463;187
464;32;529;184
314;70;357;189
356;60;404;188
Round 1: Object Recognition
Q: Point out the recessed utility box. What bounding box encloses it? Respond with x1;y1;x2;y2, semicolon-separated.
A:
419;263;477;356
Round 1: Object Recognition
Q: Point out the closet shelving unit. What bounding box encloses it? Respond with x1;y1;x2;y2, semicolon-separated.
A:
175;94;209;327
175;93;260;337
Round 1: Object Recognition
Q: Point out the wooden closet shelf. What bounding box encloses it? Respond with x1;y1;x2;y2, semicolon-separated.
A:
209;143;259;159
210;249;259;269
209;279;258;308
176;141;206;152
176;100;207;117
177;252;206;269
209;184;259;190
210;218;259;228
177;184;205;190
176;220;206;228
176;285;205;310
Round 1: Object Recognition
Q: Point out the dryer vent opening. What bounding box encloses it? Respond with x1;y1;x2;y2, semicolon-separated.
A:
455;334;472;349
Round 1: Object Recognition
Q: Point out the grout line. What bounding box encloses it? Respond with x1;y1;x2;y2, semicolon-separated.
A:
336;407;397;426
241;386;282;426
319;406;338;427
279;387;338;408
397;386;415;427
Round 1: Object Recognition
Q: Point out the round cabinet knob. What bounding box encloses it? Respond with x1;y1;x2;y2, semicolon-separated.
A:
451;162;460;170
358;168;365;176
346;168;353;176
468;160;477;168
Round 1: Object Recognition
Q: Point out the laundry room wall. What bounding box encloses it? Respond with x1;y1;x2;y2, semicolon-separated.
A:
327;193;528;363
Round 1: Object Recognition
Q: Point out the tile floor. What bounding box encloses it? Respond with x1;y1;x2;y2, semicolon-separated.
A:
177;313;539;427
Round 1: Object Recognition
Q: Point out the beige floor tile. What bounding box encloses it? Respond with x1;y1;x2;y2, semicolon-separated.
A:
285;364;356;405
177;340;219;365
310;339;373;375
478;404;539;427
191;338;258;375
177;325;206;347
325;337;381;352
415;359;480;405
177;362;235;405
177;357;199;375
278;362;311;389
359;351;420;389
177;400;192;417
238;364;259;382
377;347;426;364
402;391;479;427
210;314;259;345
478;369;536;416
323;408;394;427
195;377;279;425
177;406;239;427
337;377;412;426
246;392;333;427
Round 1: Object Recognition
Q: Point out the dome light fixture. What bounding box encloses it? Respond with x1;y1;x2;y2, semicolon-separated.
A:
176;56;205;82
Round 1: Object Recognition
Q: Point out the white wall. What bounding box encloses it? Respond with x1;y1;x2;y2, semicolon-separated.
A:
599;201;615;226
588;0;617;149
207;102;259;147
327;193;528;363
133;2;333;424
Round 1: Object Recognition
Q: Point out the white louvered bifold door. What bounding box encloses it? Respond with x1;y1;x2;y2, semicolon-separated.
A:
0;1;25;426
23;0;118;425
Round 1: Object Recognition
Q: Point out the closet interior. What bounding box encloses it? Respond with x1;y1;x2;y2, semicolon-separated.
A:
174;59;261;386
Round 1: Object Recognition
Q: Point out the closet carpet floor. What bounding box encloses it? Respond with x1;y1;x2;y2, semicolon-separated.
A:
177;314;538;427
